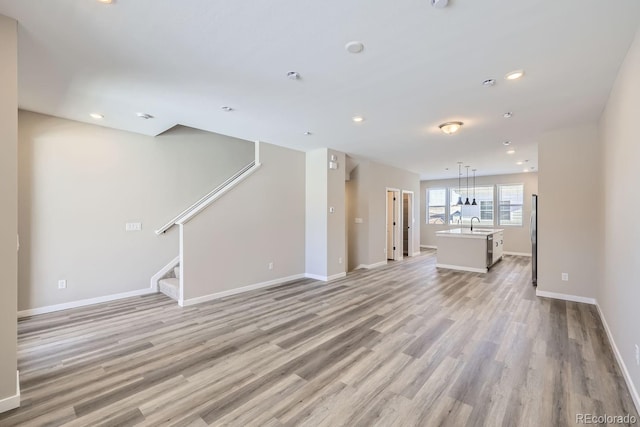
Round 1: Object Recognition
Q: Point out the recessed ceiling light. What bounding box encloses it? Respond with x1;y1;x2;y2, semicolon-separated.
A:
221;106;234;112
431;0;449;8
89;113;104;119
505;70;525;80
523;169;529;173
345;41;364;54
506;149;516;154
287;71;300;80
304;131;312;135
503;141;511;146
136;112;153;119
503;112;513;118
97;0;113;3
482;79;496;87
516;161;523;165
352;116;365;123
439;121;463;135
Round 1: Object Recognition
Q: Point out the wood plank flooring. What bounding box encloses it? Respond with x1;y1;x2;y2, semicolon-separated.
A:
2;250;638;426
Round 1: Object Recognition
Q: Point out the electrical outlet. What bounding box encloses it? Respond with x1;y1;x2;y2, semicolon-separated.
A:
268;262;274;270
338;257;343;264
125;222;142;231
58;279;67;289
561;273;569;281
635;344;639;366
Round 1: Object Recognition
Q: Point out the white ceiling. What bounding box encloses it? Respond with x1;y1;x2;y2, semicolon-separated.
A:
1;0;639;179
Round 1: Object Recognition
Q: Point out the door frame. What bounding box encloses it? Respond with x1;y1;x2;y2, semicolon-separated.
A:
386;188;402;261
402;190;414;257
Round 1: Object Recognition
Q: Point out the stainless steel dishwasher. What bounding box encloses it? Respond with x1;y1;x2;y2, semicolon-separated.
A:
486;235;494;268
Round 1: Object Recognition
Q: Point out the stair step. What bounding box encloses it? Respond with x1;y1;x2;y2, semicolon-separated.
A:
159;278;179;301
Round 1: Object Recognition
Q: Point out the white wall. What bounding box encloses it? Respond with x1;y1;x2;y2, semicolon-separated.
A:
181;142;306;301
347;159;420;270
537;124;602;300
420;172;538;254
305;149;328;277
18;112;254;311
0;13;18;409
326;149;346;278
599;27;640;405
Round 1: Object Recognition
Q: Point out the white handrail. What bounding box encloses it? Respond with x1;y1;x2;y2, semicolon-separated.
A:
155;160;258;235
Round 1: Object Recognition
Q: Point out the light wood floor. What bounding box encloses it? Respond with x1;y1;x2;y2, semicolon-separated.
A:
2;250;638;426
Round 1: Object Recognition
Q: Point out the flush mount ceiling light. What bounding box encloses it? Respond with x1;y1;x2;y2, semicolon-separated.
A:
439;121;463;135
505;70;525;80
503;112;513;118
287;71;300;80
482;79;496;87
506;149;516;154
89;113;104;119
136;112;153;119
352;116;365;123
221;106;234;112
516;161;523;165
345;41;364;54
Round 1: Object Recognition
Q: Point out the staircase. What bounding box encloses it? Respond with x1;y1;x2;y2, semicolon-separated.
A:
159;266;180;301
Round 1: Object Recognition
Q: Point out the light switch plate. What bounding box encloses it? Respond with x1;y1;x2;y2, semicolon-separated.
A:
126;222;142;231
355;218;364;224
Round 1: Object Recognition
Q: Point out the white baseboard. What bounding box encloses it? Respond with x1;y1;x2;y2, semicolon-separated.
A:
304;272;346;282
420;245;437;249
0;371;20;414
179;273;306;307
535;289;596;305
411;251;422;257
596;303;640;414
18;288;158;318
355;260;388;270
503;251;532;257
436;263;487;274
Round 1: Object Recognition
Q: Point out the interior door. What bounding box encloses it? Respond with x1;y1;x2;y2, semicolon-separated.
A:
403;194;409;256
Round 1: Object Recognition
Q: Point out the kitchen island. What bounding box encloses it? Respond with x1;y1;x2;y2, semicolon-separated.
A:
435;228;504;273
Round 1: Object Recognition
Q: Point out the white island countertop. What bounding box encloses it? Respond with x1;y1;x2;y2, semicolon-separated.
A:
436;228;504;239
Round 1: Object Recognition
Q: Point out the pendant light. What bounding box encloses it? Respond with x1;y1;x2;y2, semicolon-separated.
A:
464;166;471;205
472;169;477;206
456;163;463;205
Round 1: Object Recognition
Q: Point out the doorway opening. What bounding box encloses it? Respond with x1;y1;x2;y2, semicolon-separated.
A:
402;191;414;257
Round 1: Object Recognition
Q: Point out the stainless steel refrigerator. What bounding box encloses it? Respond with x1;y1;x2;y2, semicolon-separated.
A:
531;194;538;286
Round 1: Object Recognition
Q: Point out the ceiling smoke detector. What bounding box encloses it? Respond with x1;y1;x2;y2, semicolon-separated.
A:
431;0;449;8
482;79;496;87
136;112;153;119
503;112;513;118
287;71;300;80
345;41;364;54
221;106;234;112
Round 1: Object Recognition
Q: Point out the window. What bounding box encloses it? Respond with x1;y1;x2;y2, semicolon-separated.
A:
449;186;494;225
427;188;447;224
498;184;524;226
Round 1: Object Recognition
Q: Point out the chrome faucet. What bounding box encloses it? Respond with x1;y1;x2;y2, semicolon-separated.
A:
471;216;480;231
